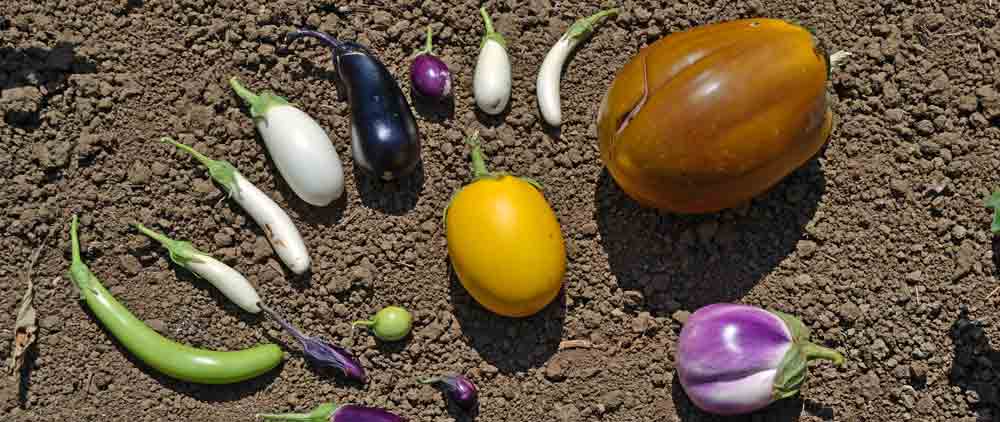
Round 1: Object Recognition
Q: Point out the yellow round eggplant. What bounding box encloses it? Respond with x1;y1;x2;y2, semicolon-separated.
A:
444;131;566;318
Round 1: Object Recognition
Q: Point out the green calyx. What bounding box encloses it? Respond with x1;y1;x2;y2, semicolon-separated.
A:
415;25;436;56
564;8;618;41
479;7;507;50
161;137;241;198
770;310;845;400
257;402;337;422
441;130;544;227
229;76;290;121
985;191;1000;234
134;224;206;269
68;215;98;299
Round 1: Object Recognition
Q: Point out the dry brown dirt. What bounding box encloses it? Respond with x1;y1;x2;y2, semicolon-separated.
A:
2;0;1000;421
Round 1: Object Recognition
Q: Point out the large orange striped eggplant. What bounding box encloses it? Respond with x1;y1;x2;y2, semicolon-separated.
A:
597;18;833;214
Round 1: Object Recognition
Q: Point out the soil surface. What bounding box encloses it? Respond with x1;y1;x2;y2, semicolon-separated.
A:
2;0;1000;421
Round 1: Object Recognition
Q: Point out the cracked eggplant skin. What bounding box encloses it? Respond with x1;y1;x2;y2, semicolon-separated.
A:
597;18;833;214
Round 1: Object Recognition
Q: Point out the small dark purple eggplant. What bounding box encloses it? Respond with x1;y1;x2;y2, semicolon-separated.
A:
419;374;478;411
287;29;422;182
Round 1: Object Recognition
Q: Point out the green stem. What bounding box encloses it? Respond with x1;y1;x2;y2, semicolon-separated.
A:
161;137;240;197
479;7;506;48
417;376;442;384
70;215;82;267
161;137;216;169
479;7;495;35
134;223;205;268
465;130;490;179
68;214;93;296
802;343;845;366
229;77;261;108
419;25;434;55
566;8;619;39
257;403;337;422
351;320;375;328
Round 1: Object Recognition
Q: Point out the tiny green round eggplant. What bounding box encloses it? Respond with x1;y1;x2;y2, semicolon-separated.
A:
352;306;412;341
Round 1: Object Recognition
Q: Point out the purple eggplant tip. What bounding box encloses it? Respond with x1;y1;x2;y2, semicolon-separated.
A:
259;302;366;383
419;374;478;411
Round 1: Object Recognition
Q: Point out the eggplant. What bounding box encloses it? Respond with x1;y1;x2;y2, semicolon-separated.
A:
287;29;422;181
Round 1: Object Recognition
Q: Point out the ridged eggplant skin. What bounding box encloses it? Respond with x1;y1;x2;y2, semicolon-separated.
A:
597;18;832;214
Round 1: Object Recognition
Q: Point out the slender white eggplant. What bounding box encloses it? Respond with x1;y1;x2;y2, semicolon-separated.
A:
161;137;311;275
473;7;511;115
135;224;263;314
536;8;618;127
229;77;344;206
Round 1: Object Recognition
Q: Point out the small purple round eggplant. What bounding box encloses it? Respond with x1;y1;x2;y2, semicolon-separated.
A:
418;374;478;411
676;303;845;416
409;26;452;99
257;402;405;422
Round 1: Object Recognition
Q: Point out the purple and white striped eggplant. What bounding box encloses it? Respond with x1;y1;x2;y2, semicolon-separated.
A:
257;402;405;422
676;304;845;416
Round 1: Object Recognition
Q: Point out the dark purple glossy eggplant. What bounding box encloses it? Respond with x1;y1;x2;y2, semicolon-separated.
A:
257;402;405;422
419;374;478;411
287;29;422;182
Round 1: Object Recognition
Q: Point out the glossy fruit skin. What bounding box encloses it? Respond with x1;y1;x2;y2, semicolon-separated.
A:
596;18;833;214
446;176;566;318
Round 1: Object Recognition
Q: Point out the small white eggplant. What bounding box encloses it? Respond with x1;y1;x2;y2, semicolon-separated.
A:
162;137;311;275
229;77;344;206
536;8;618;127
473;7;511;115
135;224;262;313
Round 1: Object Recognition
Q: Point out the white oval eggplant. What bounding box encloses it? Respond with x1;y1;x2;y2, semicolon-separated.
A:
536;9;618;127
473;7;511;115
135;224;262;313
161;137;311;275
229;77;344;207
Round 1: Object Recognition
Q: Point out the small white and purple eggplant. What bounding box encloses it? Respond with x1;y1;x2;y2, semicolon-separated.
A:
257;402;404;422
676;304;845;416
287;29;422;182
410;25;452;99
228;77;344;206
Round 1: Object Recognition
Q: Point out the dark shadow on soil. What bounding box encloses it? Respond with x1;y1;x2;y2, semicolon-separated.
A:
474;97;512;128
948;306;1000;415
595;156;826;316
448;262;565;374
75;302;283;403
353;160;425;216
411;85;455;123
16;342;38;408
671;375;804;422
1;43;98;128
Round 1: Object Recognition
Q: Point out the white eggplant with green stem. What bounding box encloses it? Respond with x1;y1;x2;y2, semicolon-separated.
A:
161;137;311;275
229;77;344;207
135;224;263;314
536;8;618;127
473;7;511;115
